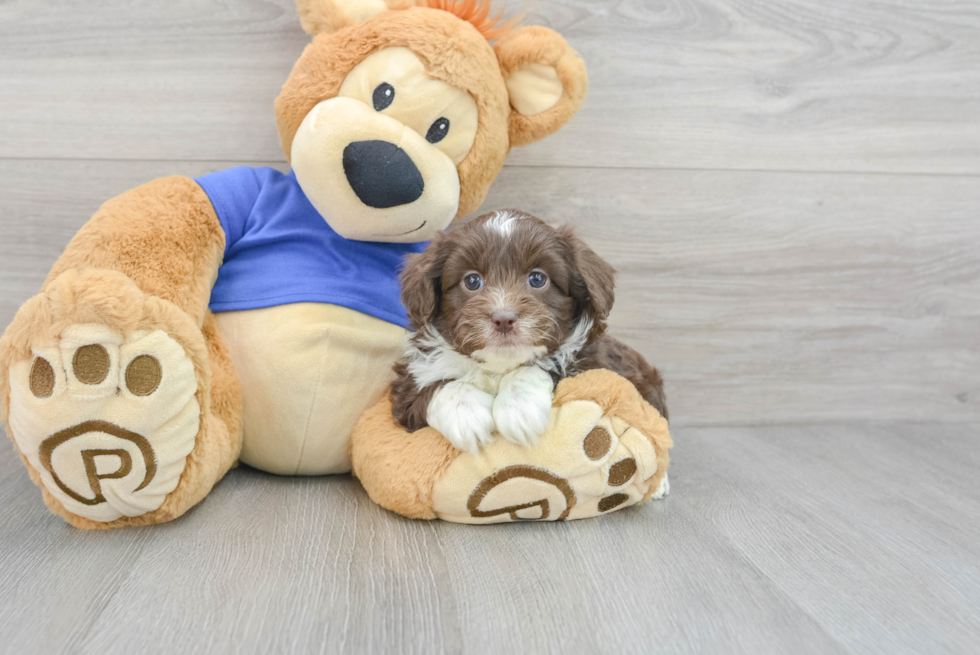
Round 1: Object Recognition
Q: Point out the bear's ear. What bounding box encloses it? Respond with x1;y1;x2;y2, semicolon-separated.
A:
493;26;588;147
296;0;416;35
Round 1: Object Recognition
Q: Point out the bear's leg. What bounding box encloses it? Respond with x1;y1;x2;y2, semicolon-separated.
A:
1;270;242;528
0;176;242;528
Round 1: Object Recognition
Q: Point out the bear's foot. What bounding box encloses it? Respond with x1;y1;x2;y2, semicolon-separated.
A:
431;392;669;523
351;369;671;523
1;269;218;526
8;326;199;522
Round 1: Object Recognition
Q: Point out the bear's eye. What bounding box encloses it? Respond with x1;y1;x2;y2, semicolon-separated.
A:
463;272;483;291
372;83;395;111
528;271;548;289
426;117;450;144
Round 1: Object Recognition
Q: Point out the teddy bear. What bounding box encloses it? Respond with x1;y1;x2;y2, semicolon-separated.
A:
0;0;671;529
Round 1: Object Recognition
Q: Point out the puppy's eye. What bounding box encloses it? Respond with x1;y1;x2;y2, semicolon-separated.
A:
463;273;483;291
426;117;450;144
372;83;395;111
527;271;548;289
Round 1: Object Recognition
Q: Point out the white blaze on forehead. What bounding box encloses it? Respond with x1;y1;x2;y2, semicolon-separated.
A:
487;287;512;312
484;210;524;237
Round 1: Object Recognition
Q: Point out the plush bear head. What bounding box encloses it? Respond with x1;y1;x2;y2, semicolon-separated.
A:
275;0;588;243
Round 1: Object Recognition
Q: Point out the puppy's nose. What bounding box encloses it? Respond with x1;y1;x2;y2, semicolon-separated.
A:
491;310;518;334
343;140;424;209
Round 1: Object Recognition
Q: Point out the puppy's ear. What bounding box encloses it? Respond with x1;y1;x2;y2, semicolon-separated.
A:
493;26;588;147
400;234;449;329
558;225;616;337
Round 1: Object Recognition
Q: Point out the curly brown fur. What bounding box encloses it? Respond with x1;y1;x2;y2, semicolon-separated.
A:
573;336;667;420
390;210;667;431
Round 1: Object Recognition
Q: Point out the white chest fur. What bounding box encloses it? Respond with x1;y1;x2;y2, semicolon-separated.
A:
406;329;546;390
405;329;558;453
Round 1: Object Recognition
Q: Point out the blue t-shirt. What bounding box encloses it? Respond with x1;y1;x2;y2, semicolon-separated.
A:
195;166;427;328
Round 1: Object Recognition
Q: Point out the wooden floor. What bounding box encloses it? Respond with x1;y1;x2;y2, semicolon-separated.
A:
2;423;979;654
2;0;979;653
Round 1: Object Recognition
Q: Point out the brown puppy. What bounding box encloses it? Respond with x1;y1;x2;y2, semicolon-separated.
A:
390;210;667;453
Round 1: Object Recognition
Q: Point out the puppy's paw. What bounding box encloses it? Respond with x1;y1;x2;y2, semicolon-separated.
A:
427;380;496;454
493;366;554;448
648;472;670;499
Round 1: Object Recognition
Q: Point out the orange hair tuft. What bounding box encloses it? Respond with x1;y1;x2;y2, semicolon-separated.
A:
422;0;520;40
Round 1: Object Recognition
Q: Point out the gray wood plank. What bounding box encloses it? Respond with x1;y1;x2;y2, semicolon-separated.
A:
73;476;465;655
676;423;980;655
2;423;979;654
2;1;978;654
485;165;980;426
3;159;977;426
0;0;978;173
428;486;846;655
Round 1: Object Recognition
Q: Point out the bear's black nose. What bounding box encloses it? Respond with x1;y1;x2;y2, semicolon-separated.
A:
342;140;425;209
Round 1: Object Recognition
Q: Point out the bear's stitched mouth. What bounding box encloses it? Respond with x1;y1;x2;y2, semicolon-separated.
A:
374;221;426;238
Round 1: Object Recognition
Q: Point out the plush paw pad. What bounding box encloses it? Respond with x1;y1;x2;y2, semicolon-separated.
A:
7;325;200;522
430;399;669;523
